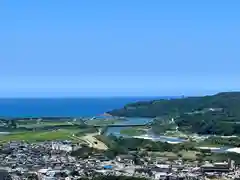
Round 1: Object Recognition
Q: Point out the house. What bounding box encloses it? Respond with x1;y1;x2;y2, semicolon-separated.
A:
0;169;12;180
151;164;171;175
116;155;134;164
154;172;167;180
9;142;19;149
51;143;73;152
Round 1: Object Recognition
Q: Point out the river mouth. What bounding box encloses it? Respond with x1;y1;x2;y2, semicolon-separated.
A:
104;117;186;143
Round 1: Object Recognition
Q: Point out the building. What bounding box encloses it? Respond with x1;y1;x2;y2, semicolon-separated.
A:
116;155;134;164
154;172;167;180
0;169;12;180
152;164;171;173
201;160;234;173
52;143;73;152
51;142;80;152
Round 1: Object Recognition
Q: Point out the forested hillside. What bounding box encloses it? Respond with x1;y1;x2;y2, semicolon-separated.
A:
108;92;240;135
108;92;240;118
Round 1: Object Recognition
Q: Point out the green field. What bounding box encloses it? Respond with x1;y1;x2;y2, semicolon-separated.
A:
164;131;189;138
18;121;72;128
148;150;199;161
0;119;98;142
0;130;73;142
120;127;147;136
148;151;178;160
0;127;96;142
86;119;121;126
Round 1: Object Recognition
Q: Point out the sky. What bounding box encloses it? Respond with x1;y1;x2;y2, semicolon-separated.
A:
1;0;240;97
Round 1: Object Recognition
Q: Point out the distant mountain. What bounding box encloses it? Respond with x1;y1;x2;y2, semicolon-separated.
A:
108;92;240;118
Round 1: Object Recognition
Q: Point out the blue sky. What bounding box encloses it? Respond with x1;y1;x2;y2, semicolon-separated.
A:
1;0;240;97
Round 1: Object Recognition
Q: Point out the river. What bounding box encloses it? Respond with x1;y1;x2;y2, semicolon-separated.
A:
105;117;186;143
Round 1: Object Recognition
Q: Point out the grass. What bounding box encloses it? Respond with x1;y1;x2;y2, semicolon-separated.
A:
0;130;73;142
197;142;224;148
18;121;72;128
180;150;199;160
120;127;147;136
0;126;95;142
164;131;188;138
148;150;199;161
0;119;100;143
86;119;121;126
148;151;178;160
196;137;235;148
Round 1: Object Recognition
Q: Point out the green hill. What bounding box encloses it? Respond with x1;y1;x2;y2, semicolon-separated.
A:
108;92;240;118
108;92;240;135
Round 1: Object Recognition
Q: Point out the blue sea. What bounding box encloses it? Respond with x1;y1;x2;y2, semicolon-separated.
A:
0;97;173;118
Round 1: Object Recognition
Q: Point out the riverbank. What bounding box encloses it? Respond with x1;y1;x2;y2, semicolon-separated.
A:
132;134;186;144
227;148;240;154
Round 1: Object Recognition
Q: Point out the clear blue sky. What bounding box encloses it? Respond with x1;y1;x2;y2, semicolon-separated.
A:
1;0;240;97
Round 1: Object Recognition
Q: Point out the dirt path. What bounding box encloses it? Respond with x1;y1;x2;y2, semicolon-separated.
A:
83;133;108;150
74;133;108;150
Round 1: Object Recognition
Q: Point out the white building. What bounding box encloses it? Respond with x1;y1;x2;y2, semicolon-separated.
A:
51;143;72;152
51;142;81;152
154;172;167;180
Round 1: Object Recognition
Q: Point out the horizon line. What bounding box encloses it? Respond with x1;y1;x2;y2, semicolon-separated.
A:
0;91;232;98
0;95;181;99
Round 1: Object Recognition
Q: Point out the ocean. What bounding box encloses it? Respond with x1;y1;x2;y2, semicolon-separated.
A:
0;97;172;118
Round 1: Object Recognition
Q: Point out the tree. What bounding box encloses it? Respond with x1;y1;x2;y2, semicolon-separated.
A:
27;173;39;180
8;120;17;129
71;171;80;177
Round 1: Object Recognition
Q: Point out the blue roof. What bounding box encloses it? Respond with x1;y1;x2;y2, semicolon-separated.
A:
103;165;112;169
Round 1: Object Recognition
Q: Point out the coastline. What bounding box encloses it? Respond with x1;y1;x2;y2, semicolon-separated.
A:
101;113;113;117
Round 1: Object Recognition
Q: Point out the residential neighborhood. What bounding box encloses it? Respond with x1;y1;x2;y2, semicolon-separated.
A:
0;140;240;180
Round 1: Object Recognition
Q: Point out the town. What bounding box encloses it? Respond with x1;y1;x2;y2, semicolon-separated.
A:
0;116;240;180
2;0;240;178
0;140;240;180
